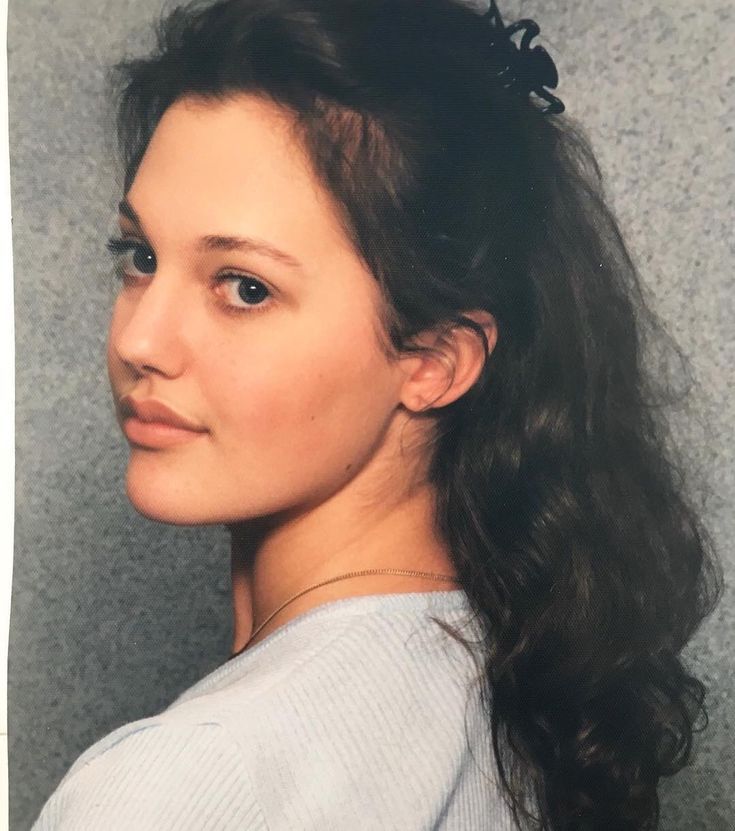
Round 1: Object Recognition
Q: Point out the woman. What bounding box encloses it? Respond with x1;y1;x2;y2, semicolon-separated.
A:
32;0;720;828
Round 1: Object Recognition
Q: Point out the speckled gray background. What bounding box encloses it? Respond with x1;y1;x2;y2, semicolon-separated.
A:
8;0;734;828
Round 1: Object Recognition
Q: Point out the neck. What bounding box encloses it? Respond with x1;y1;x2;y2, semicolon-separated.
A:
228;479;457;654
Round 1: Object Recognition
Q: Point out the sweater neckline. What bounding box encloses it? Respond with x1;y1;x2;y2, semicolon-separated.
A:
237;587;472;658
169;589;473;708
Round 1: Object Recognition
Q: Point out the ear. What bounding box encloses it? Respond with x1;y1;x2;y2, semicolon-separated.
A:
398;310;498;412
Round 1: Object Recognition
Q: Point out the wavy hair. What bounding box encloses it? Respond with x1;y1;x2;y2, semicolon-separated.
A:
108;0;721;826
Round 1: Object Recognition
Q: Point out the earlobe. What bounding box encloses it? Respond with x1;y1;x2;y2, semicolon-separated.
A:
399;310;497;412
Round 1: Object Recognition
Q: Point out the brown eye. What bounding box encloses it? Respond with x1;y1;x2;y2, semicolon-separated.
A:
215;273;273;313
131;246;156;275
236;278;269;305
106;238;157;277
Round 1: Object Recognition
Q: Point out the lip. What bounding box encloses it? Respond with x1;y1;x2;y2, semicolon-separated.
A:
119;395;208;449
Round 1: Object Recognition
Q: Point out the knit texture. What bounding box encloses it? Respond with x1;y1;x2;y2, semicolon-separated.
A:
30;590;516;830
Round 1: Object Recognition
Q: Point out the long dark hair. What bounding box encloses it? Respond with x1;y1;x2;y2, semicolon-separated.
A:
108;0;721;827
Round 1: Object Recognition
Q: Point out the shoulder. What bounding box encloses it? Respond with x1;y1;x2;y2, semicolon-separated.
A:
179;604;492;827
33;596;495;829
178;598;485;734
31;718;267;831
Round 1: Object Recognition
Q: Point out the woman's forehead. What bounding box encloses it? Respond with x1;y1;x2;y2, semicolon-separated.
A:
132;95;314;203
126;94;354;258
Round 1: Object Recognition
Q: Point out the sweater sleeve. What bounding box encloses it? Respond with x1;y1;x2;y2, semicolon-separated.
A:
30;721;269;831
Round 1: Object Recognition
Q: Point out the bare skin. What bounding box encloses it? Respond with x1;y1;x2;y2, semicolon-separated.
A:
229;480;460;652
106;94;497;656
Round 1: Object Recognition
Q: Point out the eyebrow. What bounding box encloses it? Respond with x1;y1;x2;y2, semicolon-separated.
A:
118;198;306;273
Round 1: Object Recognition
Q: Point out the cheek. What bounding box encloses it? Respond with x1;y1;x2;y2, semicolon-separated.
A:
206;315;394;456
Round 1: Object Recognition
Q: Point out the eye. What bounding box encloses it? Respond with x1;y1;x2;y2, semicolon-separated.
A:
105;236;273;314
106;237;156;279
215;273;272;312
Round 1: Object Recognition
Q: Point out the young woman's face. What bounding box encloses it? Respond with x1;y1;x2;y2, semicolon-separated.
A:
107;95;408;524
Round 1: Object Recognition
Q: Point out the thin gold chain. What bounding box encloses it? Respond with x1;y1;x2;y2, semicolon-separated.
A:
247;567;461;644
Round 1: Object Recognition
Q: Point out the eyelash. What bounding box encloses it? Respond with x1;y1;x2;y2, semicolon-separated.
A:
105;236;274;316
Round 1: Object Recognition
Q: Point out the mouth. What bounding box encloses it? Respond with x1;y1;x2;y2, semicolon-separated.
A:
119;395;209;449
121;417;208;449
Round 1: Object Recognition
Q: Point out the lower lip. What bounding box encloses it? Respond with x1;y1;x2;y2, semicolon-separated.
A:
122;417;208;449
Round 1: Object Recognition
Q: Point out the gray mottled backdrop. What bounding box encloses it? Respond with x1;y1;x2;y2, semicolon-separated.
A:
8;1;734;829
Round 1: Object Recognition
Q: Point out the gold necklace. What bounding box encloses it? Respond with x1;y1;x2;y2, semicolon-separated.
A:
246;567;461;645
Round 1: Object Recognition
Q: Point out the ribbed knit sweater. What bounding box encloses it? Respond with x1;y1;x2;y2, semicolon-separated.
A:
31;589;516;830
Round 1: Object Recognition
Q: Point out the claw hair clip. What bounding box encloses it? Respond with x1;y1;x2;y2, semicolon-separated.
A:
484;0;565;115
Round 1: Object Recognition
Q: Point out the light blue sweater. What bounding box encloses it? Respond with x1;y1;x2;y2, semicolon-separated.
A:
32;590;516;829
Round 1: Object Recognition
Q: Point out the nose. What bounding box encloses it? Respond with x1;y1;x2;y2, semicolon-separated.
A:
110;269;191;379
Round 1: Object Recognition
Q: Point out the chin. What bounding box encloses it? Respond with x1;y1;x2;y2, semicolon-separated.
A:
123;457;283;526
124;461;221;526
126;485;213;525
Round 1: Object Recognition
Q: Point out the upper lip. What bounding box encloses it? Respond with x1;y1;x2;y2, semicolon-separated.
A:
119;395;208;432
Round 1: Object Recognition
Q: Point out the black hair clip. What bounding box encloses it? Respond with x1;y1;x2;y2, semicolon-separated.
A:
483;0;565;115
